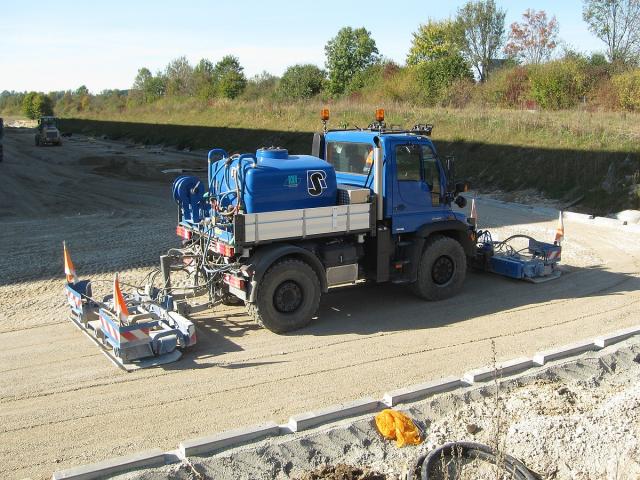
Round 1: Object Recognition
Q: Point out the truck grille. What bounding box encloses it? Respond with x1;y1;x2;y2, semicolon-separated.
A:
46;132;57;139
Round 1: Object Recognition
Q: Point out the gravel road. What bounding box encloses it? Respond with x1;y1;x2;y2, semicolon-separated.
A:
0;127;638;479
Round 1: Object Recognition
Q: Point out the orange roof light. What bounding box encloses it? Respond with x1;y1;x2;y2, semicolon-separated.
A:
375;108;385;122
321;108;330;121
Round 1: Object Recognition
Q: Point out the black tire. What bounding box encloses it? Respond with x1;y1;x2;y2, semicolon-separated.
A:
410;235;466;301
246;258;321;333
35;135;39;146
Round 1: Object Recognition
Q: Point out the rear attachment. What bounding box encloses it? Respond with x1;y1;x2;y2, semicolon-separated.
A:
473;232;561;283
63;245;196;371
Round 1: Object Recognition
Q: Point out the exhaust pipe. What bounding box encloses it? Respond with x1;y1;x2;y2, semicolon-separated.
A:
373;138;383;221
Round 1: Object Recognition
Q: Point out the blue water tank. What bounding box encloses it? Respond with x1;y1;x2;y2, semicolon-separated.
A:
209;148;337;214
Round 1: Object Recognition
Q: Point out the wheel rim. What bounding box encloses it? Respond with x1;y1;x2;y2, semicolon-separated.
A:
431;255;455;286
273;280;304;313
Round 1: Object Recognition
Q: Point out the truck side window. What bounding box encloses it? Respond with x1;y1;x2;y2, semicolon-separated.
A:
396;145;421;181
326;142;373;174
422;146;441;206
422;147;441;193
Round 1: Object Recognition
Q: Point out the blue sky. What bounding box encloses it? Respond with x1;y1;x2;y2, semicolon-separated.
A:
0;0;603;92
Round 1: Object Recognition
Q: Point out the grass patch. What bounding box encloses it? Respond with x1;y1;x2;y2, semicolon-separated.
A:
58;98;640;214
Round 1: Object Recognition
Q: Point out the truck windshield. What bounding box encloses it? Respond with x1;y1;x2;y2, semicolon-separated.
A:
326;141;373;175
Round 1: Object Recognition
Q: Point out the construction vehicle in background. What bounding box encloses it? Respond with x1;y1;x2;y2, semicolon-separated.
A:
35;116;62;146
64;108;561;369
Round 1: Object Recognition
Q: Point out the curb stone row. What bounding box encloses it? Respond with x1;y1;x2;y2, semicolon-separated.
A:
52;324;640;479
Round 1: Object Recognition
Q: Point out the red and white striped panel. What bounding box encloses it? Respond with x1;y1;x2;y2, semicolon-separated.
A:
100;315;120;343
66;289;82;309
120;328;150;343
547;250;561;262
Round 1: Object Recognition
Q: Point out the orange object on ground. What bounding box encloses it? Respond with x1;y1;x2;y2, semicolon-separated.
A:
113;273;129;323
375;409;423;447
63;241;79;284
555;211;564;245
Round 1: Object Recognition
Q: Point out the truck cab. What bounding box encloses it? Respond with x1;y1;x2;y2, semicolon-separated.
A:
35;116;62;146
321;129;467;234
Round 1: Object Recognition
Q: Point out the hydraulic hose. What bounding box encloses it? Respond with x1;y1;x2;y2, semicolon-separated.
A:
412;441;538;480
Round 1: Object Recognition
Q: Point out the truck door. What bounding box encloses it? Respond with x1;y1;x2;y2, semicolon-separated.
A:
391;142;446;234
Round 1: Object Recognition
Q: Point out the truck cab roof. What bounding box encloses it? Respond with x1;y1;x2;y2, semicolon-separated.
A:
324;129;436;148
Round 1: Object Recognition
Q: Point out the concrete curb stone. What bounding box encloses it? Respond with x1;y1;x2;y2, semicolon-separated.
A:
463;357;535;383
179;422;280;458
595;325;640;348
533;340;598;365
382;377;466;407
288;397;379;432
51;449;165;480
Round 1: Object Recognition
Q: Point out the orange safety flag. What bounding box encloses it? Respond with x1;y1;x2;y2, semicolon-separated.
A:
554;211;564;245
375;409;423;447
470;197;478;221
113;273;129;324
63;241;79;284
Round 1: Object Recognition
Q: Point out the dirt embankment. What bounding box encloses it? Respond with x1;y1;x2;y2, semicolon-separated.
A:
57;117;640;215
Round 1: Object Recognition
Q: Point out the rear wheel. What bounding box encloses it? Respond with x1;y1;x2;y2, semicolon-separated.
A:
246;258;321;333
35;135;40;146
410;235;466;301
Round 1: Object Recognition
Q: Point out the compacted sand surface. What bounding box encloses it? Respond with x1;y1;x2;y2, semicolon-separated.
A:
0;128;638;479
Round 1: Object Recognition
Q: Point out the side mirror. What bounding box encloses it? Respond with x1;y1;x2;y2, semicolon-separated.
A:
455;195;467;209
455;181;470;195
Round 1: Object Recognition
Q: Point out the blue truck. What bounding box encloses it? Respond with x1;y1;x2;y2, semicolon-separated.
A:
167;109;561;333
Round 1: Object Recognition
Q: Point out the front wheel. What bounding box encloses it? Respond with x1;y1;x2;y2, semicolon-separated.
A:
410;235;466;301
246;258;321;333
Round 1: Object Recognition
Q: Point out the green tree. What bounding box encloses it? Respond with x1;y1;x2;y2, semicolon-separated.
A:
22;92;54;119
583;0;640;63
165;56;194;96
131;68;166;103
277;64;325;99
456;0;507;81
193;59;216;99
212;55;247;99
132;68;152;91
242;71;279;100
407;19;462;64
325;27;380;95
75;85;89;96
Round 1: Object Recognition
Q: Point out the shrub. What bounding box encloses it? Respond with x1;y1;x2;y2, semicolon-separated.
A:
277;64;325;99
529;60;588;109
612;70;640;111
442;78;476;108
412;55;473;106
242;72;279;101
480;66;531;107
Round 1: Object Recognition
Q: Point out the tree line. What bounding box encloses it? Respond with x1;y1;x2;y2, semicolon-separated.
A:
2;0;640;119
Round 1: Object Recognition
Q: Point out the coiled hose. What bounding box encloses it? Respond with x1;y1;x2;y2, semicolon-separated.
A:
412;441;538;480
